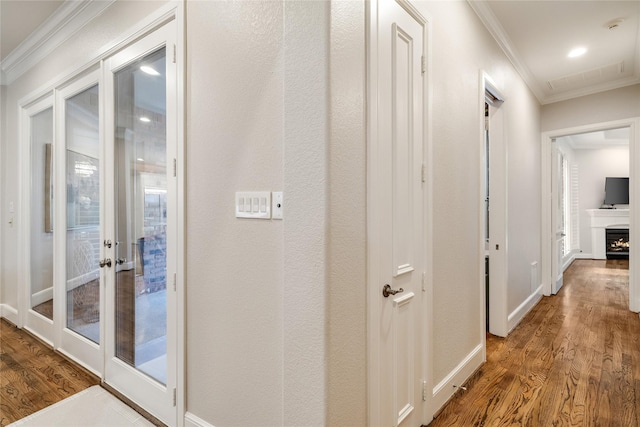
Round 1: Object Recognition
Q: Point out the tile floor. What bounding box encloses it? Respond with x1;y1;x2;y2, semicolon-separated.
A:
7;386;154;427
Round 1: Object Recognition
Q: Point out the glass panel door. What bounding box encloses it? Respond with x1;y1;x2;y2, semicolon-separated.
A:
104;20;176;425
114;47;168;383
30;107;55;321
65;85;101;344
57;70;103;375
24;97;56;343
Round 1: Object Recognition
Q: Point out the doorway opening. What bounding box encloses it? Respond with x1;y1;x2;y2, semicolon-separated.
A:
481;73;506;338
542;118;639;313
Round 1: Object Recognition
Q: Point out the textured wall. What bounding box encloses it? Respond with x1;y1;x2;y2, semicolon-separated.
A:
186;1;285;425
327;1;367;425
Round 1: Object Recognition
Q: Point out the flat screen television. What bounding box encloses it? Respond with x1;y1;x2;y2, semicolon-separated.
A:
603;177;629;206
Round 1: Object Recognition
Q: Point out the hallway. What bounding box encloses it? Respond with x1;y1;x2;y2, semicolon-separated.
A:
431;259;639;426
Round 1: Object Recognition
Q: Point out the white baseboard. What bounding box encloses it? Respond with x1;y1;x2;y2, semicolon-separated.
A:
32;286;53;306
185;412;215;427
575;252;593;260
0;304;19;325
508;284;543;333
431;343;484;414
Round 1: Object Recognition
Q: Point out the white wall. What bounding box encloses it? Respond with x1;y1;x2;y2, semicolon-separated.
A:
575;146;629;256
542;84;640;131
186;1;370;426
418;1;542;388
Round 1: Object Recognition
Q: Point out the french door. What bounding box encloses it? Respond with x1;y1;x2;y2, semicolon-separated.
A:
56;70;104;373
21;21;178;426
103;21;177;425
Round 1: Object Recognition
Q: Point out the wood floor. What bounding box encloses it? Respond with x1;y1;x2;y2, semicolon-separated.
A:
430;259;638;426
0;319;99;426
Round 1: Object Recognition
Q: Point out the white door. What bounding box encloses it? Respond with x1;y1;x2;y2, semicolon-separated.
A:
372;0;427;425
103;21;177;426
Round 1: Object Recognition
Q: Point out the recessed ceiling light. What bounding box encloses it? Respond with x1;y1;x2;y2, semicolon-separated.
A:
139;116;151;123
140;65;160;76
568;47;587;58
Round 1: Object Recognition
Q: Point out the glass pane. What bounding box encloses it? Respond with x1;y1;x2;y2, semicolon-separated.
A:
31;107;54;319
65;85;101;343
115;48;167;384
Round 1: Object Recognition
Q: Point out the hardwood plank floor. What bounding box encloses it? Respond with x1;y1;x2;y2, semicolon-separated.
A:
430;259;638;426
0;319;99;426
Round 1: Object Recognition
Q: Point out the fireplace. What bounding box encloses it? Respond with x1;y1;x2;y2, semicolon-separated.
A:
606;228;629;259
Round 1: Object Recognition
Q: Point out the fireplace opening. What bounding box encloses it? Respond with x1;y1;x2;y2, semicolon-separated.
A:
606;228;629;259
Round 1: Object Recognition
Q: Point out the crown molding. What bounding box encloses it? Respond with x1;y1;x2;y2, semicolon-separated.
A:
0;0;115;86
468;0;640;105
468;0;546;103
542;76;640;105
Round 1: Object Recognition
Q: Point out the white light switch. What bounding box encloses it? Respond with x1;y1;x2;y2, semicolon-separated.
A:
236;192;271;219
272;192;283;220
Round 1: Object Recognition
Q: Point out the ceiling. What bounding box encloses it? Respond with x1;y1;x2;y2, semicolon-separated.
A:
474;0;640;104
1;1;639;104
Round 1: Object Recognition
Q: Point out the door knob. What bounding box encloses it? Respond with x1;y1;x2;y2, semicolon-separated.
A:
116;258;126;265
99;258;112;268
382;284;404;298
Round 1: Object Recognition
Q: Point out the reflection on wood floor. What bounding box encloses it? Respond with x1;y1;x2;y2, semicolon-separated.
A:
0;319;99;426
430;259;637;426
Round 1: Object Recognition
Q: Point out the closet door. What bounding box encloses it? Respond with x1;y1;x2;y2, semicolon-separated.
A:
103;20;177;426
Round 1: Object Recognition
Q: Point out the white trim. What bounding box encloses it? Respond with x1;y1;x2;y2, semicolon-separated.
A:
366;0;381;424
507;285;543;333
541;118;640;312
174;3;187;426
1;1;116;85
0;304;19;325
184;413;215;427
431;344;484;414
469;1;545;103
31;287;54;307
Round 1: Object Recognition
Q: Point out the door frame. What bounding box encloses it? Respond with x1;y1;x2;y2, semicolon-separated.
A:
541;118;640;312
479;72;508;338
367;0;433;423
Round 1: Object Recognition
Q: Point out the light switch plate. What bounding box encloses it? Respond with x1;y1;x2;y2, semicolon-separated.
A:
236;192;271;219
272;192;283;220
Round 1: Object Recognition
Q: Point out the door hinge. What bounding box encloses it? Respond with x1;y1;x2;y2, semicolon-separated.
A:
173;272;177;292
422;380;427;401
172;388;177;406
173;158;177;177
421;163;426;183
421;55;426;75
173;44;176;64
